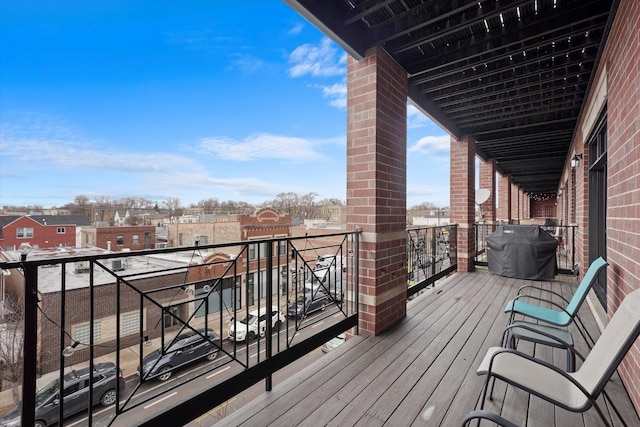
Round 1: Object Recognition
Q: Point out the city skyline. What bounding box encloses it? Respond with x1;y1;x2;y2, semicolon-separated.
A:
0;1;452;210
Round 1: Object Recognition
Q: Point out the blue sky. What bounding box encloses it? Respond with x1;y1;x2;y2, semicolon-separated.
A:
0;1;451;210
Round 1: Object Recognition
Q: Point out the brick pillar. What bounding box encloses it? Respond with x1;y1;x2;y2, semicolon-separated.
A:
511;183;520;222
497;174;512;224
450;136;476;272
479;158;496;225
347;47;407;336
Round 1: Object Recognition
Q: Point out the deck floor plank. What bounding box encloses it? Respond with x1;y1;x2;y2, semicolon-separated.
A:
215;271;640;427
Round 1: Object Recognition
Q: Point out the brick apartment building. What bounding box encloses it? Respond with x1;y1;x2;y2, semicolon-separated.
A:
0;215;90;250
81;225;156;251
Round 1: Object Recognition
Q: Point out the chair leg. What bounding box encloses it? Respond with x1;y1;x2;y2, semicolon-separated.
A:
479;374;493;410
602;388;629;427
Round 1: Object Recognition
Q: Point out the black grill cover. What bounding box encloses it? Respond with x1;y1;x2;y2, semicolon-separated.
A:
487;225;558;280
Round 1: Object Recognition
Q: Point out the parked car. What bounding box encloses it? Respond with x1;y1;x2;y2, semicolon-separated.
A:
138;328;221;382
228;306;284;342
287;291;329;318
304;263;346;302
0;362;125;427
322;333;346;353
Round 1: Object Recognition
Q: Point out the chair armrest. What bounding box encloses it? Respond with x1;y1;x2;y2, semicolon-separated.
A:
516;285;571;305
461;410;519;427
501;323;585;362
510;294;567;312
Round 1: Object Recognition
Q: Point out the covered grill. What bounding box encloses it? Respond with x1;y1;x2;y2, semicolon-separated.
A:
487;225;558;280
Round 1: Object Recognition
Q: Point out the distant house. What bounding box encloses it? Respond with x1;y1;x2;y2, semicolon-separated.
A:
113;209;158;226
81;225;156;251
0;215;90;250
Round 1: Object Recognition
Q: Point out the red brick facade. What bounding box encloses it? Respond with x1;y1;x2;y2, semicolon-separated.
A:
82;225;156;251
479;158;497;225
588;0;639;411
1;216;76;250
450;136;476;272
347;47;407;335
497;174;512;223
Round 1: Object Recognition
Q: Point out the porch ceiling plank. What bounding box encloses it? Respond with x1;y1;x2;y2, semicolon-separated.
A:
287;0;617;197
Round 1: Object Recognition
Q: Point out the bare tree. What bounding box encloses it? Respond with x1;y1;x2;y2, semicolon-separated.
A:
94;195;112;222
196;198;220;213
163;197;181;212
0;295;24;404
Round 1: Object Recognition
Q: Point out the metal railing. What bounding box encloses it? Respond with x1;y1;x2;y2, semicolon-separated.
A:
0;231;359;426
406;225;458;298
474;223;578;275
0;224;464;425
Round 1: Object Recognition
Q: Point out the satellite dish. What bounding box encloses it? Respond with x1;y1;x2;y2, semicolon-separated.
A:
475;188;490;205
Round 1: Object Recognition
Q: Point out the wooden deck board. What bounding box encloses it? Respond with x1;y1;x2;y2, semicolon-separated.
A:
215;271;640;427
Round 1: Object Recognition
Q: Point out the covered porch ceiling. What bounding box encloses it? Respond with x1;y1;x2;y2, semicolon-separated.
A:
285;0;618;197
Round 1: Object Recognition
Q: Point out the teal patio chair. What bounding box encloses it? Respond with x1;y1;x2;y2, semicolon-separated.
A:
471;286;640;427
504;256;607;347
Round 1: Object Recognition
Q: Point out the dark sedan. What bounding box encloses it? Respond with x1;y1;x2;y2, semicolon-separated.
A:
287;291;329;318
0;362;124;427
138;328;221;382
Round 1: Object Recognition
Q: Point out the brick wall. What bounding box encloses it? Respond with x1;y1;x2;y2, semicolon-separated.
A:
40;271;185;373
346;46;407;335
479;158;496;224
595;0;640;412
450;136;476;272
497;174;512;223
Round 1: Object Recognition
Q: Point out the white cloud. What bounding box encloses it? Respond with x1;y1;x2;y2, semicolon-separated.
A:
197;133;326;162
407;104;433;129
287;23;304;36
0;138;201;173
288;38;346;78
322;82;347;109
229;53;265;75
408;135;450;155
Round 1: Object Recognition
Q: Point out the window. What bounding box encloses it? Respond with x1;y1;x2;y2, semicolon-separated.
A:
121;312;140;335
57;227;66;234
249;242;268;260
75;322;102;344
17;227;34;238
63;383;80;397
277;240;287;257
132;234;139;245
116;235;124;245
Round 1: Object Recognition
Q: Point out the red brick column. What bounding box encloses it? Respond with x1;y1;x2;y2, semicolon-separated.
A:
497;174;512;224
511;183;520;222
479;158;496;225
450;136;476;272
347;47;407;336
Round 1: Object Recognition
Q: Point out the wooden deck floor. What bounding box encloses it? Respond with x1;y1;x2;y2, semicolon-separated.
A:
215;270;640;426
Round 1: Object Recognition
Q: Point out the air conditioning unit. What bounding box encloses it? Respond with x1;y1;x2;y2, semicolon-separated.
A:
74;261;90;273
112;259;125;271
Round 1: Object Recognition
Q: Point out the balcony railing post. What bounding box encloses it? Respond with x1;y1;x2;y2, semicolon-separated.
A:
265;241;273;391
21;258;38;427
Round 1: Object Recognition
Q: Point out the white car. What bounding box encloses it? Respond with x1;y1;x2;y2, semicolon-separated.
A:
228;306;284;342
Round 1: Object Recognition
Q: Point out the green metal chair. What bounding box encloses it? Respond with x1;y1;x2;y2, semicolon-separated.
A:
473;286;640;427
504;256;607;346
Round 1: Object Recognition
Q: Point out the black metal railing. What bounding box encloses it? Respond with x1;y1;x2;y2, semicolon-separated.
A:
406;224;457;298
0;231;359;426
0;224;465;425
474;223;578;275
